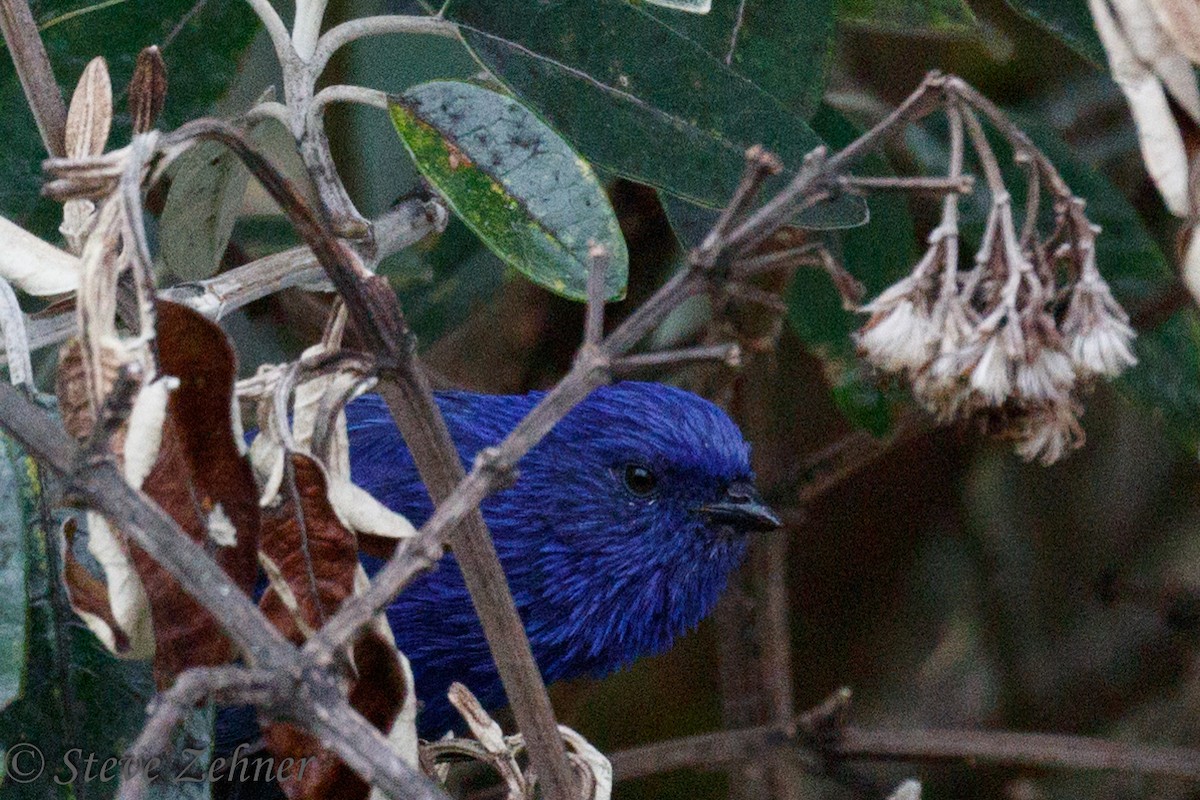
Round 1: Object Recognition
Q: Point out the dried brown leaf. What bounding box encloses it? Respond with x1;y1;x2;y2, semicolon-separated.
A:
128;46;167;134
257;453;408;800
124;302;262;685
64;57;112;160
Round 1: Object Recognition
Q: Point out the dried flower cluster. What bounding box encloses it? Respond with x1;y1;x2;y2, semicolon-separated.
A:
855;104;1137;464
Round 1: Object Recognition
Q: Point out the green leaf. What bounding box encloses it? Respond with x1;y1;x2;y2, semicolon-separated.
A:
389;80;628;301
382;216;508;345
0;427;155;799
786;106;917;433
836;0;980;34
1;0;259;238
443;0;865;227
159;139;253;284
0;442;28;712
1001;0;1104;67
641;0;834;119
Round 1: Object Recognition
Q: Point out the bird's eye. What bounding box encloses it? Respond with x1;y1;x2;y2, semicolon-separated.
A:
623;464;658;497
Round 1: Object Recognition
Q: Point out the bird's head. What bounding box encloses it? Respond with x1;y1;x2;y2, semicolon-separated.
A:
502;381;779;671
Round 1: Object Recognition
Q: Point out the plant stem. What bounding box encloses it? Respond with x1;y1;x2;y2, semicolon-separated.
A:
0;0;67;157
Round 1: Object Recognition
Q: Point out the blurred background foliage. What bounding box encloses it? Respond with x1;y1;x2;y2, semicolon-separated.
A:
4;0;1200;799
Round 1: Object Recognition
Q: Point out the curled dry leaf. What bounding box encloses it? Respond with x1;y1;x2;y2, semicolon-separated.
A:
424;689;613;800
1146;0;1200;64
64;57;113;160
57;340;158;658
123;301;262;684
58;519;132;655
258;453;410;800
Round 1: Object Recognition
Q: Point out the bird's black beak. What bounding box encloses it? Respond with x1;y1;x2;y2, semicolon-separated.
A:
700;481;781;532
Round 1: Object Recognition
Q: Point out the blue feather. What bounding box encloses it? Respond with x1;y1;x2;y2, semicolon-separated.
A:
348;381;754;735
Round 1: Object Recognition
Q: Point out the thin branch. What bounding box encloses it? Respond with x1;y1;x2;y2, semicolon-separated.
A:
312;84;388;114
242;0;296;70
840;174;975;194
0;0;67;157
119;666;281;800
0;381;448;800
164;119;579;800
609;722;1200;782
291;0;329;62
583;243;609;347
311;15;461;78
611;343;741;375
0;197;445;365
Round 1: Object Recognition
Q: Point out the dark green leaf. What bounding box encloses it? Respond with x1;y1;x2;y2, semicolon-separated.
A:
642;0;834;118
836;0;980;34
1;0;259;237
0;441;28;711
389;80;628;301
0;429;155;799
382;215;508;345
443;0;865;226
1001;0;1104;67
787;106;917;433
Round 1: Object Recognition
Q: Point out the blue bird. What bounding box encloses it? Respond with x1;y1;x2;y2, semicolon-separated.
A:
215;380;777;758
347;381;780;736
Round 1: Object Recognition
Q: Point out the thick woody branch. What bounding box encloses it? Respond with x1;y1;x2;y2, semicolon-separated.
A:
0;382;447;800
165;119;579;800
0;0;67;157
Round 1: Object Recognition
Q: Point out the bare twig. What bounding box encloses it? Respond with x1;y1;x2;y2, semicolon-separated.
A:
0;381;448;800
840;174;975;194
164;118;579;800
311;16;460;78
609;721;1200;782
0;197;445;365
119;666;282;800
612;343;741;375
0;0;67;157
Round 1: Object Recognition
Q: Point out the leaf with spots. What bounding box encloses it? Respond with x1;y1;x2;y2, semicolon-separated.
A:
389;80;628;301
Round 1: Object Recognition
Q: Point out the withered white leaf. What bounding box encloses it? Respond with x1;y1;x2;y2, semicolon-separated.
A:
1146;0;1200;66
0;214;81;295
1089;0;1192;215
1108;0;1200;121
83;512;156;659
